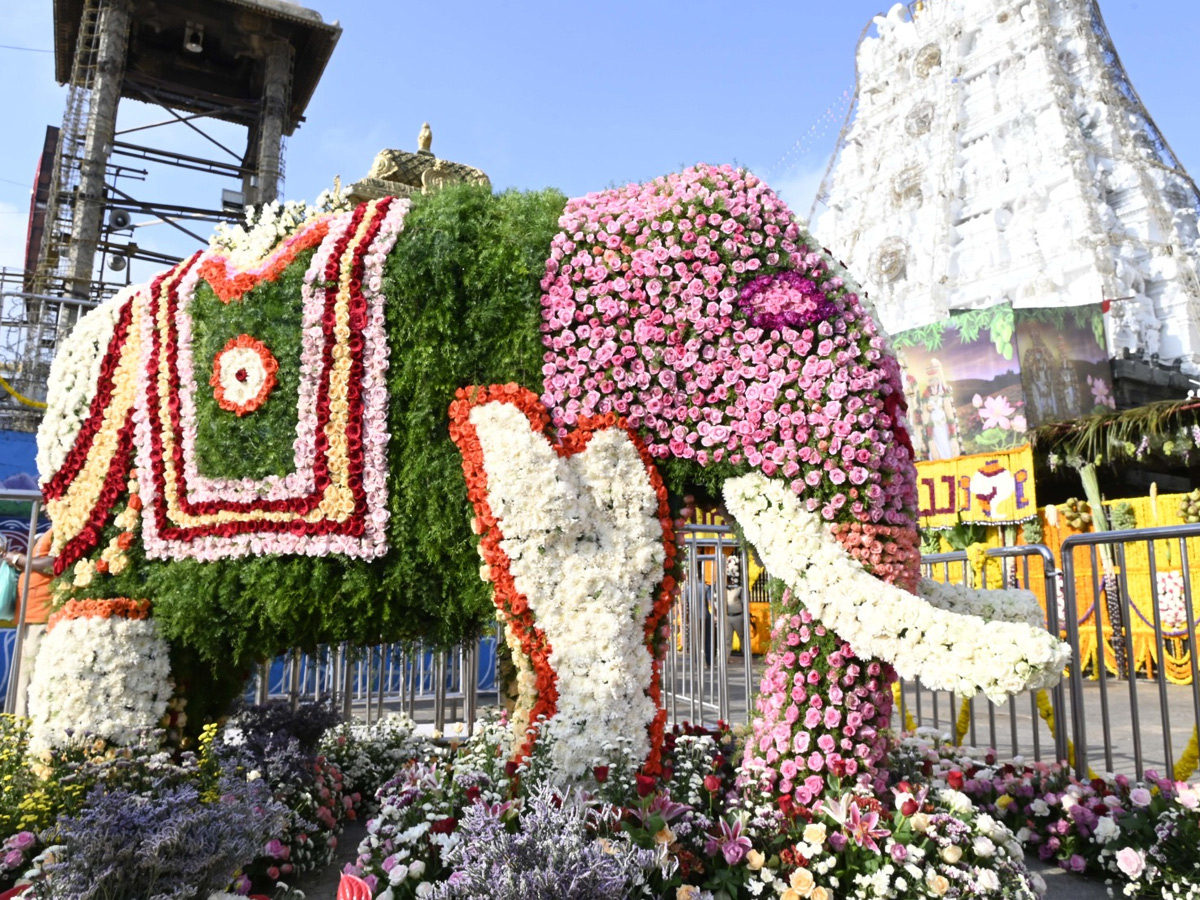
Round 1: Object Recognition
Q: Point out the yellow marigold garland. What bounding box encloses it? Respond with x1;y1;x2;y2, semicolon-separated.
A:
1174;725;1199;782
955;697;972;746
1036;689;1098;779
892;681;917;732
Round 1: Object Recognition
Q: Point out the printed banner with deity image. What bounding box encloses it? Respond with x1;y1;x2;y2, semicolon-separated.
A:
893;305;1028;463
1014;305;1115;427
915;445;1038;527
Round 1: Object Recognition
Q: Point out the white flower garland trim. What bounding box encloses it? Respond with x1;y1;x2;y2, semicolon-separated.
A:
470;401;665;779
37;285;137;482
916;578;1048;629
724;472;1071;702
27;615;172;753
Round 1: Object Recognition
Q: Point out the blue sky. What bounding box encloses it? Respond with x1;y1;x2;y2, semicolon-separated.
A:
1;0;1197;278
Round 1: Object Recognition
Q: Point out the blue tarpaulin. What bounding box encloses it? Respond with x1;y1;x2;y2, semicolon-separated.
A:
0;430;38;488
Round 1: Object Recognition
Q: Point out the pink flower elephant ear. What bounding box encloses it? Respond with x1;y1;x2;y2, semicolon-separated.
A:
448;384;676;778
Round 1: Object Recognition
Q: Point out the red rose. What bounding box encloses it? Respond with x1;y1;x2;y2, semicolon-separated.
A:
947;770;965;790
593;766;609;784
703;774;721;793
635;774;656;798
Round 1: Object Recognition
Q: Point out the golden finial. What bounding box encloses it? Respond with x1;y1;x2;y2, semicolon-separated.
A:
418;122;432;153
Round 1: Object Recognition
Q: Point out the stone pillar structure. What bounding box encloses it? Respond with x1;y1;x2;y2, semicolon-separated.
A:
253;39;293;207
66;0;132;299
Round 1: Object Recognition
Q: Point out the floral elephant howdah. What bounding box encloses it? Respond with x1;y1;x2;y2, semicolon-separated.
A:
33;164;1067;769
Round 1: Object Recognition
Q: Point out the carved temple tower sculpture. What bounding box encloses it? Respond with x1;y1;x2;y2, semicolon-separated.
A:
812;0;1200;392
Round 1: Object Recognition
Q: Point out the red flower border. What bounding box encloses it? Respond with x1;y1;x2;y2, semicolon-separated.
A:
448;383;675;773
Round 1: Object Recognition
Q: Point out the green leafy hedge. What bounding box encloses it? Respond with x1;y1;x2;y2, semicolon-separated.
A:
129;185;567;667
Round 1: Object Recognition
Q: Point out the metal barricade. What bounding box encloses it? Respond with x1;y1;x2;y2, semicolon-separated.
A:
259;634;498;735
666;525;756;729
1060;524;1200;779
1;488;45;715
913;544;1069;765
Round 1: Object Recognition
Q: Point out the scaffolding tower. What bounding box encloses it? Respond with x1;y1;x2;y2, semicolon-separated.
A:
0;0;340;434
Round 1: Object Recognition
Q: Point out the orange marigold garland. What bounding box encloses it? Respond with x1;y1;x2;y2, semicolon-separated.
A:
48;597;152;631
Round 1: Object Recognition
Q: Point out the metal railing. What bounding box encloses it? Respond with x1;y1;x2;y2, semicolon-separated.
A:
666;525;756;729
255;637;498;734
913;544;1069;765
0;488;45;714
1059;524;1200;779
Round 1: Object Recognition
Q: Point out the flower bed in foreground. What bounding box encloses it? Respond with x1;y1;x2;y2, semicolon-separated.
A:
4;709;1200;900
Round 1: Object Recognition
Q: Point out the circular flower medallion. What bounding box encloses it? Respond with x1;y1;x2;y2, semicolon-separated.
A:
210;333;279;416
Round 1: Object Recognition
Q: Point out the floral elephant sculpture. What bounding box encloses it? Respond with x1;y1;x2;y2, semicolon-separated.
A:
31;165;1069;786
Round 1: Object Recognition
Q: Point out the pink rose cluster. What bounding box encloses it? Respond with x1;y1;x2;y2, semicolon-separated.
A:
742;601;894;804
539;163;919;535
829;520;921;593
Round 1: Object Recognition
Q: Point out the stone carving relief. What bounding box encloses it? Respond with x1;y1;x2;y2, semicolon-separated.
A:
873;237;911;284
915;43;942;77
905;102;936;137
892;165;924;206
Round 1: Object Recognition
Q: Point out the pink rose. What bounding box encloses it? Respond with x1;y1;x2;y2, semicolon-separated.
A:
1115;847;1145;879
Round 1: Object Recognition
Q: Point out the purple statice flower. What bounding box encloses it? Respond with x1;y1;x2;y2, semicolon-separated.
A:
431;784;656;900
44;776;289;899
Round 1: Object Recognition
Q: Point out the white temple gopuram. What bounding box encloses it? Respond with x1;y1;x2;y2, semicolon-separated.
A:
812;0;1200;382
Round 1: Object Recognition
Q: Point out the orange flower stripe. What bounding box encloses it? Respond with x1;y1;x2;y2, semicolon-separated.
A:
198;218;330;303
48;597;153;631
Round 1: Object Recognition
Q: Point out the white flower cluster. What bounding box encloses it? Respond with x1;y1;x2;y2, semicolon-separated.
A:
27;615;172;753
723;472;1072;702
916;578;1047;629
36;286;136;482
209;182;353;268
471;401;665;780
